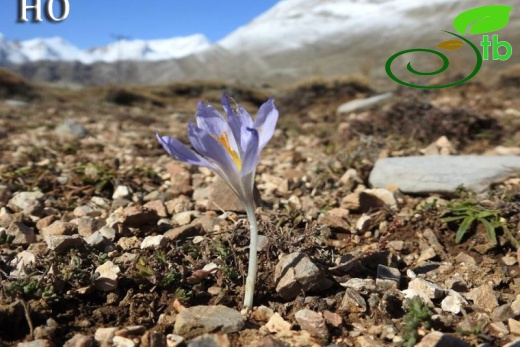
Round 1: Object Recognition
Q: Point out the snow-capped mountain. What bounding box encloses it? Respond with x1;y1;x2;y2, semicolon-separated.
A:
4;0;520;87
0;34;211;64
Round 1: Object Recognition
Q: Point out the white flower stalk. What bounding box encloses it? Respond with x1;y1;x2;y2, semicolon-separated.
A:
156;95;279;309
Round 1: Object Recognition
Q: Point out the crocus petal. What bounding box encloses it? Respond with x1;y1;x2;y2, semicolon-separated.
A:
188;123;249;201
188;123;242;176
195;101;241;157
221;95;254;155
236;105;255;150
221;95;242;148
240;128;260;177
156;132;216;170
253;97;279;151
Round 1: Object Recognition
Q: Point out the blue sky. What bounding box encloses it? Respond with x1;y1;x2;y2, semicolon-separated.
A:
1;1;281;49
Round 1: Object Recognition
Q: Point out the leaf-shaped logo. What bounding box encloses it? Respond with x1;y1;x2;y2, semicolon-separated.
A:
453;5;514;35
437;39;465;50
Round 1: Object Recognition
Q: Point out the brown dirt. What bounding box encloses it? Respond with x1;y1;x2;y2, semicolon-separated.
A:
0;73;519;346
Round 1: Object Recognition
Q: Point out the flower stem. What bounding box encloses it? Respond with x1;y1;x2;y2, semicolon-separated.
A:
244;205;258;309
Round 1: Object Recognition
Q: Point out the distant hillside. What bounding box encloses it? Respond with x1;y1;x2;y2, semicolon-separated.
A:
3;0;520;88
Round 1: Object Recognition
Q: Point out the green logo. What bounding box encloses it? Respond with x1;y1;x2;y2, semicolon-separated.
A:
386;5;514;89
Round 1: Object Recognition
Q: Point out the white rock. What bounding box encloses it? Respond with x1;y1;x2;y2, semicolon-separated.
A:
356;214;372;232
363;188;397;209
141;235;167;249
441;290;467;314
9;191;43;210
417;247;437;263
172;211;193;226
91;196;111;209
9;250;36;277
202;262;219;272
340;278;376;292
511;295;520;316
337;93;393;114
112;185;131;200
257;235;269;251
251;305;274;322
94;327;118;342
404;278;445;302
84;231;106;248
509;318;520;336
339;168;361;188
94;261;120;291
287;195;302;210
494;146;520;156
420;136;456;156
193;236;205;244
265;313;291;333
98;226;116;240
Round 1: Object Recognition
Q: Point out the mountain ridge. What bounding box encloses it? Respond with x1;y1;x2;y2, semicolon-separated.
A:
0;34;212;64
3;0;519;88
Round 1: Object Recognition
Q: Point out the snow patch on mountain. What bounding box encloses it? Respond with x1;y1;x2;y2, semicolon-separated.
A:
218;0;456;55
88;35;212;62
0;34;211;64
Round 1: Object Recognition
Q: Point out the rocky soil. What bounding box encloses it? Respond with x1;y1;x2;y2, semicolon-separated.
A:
0;69;519;347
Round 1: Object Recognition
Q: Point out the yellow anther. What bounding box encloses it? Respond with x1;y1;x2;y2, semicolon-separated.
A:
213;132;242;169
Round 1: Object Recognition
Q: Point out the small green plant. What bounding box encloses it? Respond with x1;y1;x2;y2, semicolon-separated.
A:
420;198;438;211
154;251;169;266
74;162;117;191
213;238;230;259
60;255;89;282
5;277;57;302
442;200;502;245
135;257;155;278
160;270;181;288
401;297;432;347
174;288;193;303
220;264;239;282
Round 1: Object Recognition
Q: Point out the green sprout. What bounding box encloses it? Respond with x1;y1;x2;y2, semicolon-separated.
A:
154;251;169;266
135;257;156;278
401;297;432;347
442;201;503;245
5;277;57;302
174;288;193;303
159;271;181;288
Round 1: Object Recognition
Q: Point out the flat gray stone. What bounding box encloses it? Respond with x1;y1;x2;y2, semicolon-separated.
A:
187;334;230;347
55;119;88;139
44;235;85;254
174;305;244;339
7;221;36;245
369;156;520;194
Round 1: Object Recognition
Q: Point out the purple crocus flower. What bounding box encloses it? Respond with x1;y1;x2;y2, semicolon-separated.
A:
156;95;278;308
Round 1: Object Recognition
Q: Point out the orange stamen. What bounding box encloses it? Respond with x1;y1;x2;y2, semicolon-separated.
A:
213;132;242;169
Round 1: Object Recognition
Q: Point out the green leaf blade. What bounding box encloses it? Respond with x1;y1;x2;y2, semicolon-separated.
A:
480;218;498;245
456;217;474;243
453;5;514;35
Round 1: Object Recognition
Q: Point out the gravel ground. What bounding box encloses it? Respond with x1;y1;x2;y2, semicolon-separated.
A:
0;70;519;347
